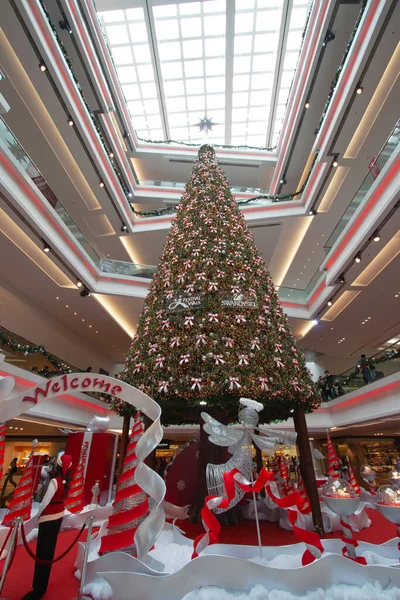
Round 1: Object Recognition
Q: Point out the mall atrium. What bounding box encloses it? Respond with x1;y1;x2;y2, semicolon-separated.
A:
0;0;399;598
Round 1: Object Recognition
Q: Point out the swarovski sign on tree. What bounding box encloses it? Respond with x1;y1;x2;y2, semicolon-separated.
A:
119;145;319;424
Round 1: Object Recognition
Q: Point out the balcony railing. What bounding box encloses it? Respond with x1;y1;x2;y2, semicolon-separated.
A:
324;120;400;252
318;343;400;401
99;258;156;280
0;117;100;265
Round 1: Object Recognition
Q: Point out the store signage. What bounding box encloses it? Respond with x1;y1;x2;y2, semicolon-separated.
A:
166;294;202;312
221;293;258;308
22;374;123;404
157;441;170;449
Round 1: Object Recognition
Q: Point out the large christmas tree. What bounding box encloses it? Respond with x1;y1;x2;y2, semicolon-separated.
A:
118;145;319;423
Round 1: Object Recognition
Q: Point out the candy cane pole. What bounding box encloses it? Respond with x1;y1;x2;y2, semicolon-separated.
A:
341;515;357;559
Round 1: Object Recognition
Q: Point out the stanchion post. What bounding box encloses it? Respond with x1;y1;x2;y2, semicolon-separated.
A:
73;516;94;600
0;517;20;599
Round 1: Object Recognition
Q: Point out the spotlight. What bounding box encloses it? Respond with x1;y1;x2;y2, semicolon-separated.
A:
121;224;128;233
332;160;338;167
355;253;362;263
39;63;47;72
109;152;114;158
356;86;363;95
338;274;345;284
67;117;74;127
305;102;310;109
280;177;287;185
99;181;105;188
59;19;72;34
373;232;380;242
322;30;335;47
76;280;83;288
80;287;91;297
41;239;50;253
309;209;317;216
327;300;332;307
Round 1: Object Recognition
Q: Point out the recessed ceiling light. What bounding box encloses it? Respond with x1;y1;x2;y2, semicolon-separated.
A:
89;325;92;328
68;117;74;127
74;312;77;315
327;300;332;306
65;305;69;308
96;331;98;333
76;280;83;288
82;319;85;322
355;253;362;263
332;160;338;168
99;181;105;188
56;297;59;300
356;86;363;95
42;239;50;253
373;233;380;242
109;152;114;158
305;102;310;109
39;63;47;72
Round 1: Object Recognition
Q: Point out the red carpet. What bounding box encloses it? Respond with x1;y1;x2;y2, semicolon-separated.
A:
0;509;396;599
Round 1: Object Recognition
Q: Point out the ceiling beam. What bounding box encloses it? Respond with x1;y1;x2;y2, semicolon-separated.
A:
143;0;171;140
224;0;236;145
265;0;292;148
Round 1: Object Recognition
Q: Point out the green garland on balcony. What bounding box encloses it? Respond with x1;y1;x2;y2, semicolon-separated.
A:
314;0;368;135
0;332;78;374
130;151;319;217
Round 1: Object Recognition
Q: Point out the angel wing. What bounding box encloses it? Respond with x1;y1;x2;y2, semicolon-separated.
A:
250;432;278;455
256;426;297;446
201;412;244;447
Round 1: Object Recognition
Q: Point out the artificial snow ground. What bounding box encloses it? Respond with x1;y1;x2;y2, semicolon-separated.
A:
181;583;400;600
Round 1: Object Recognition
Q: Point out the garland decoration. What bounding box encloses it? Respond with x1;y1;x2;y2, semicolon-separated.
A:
314;0;368;135
131;151;319;218
135;135;277;153
0;332;78;374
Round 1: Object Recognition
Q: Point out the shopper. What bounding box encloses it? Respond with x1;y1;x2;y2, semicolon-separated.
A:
323;370;336;399
358;354;372;384
1;457;18;495
22;452;72;600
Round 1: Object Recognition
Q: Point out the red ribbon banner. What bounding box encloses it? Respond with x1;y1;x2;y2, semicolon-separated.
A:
192;468;324;565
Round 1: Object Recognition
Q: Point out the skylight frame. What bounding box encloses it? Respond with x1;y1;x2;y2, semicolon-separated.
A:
98;0;312;148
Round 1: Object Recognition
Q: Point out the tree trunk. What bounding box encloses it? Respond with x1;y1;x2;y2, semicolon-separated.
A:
189;421;227;523
117;413;131;482
143;414;157;470
293;406;324;535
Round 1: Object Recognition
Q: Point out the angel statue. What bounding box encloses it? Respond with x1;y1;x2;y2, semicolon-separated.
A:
202;398;297;513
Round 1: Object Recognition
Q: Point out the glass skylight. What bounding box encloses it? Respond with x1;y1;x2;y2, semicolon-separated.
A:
98;0;311;148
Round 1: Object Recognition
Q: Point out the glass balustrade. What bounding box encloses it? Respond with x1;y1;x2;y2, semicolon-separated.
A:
325;120;400;252
318;343;400;401
99;258;157;279
0;117;101;265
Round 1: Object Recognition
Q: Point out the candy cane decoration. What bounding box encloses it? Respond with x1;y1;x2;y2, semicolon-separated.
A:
340;517;367;565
